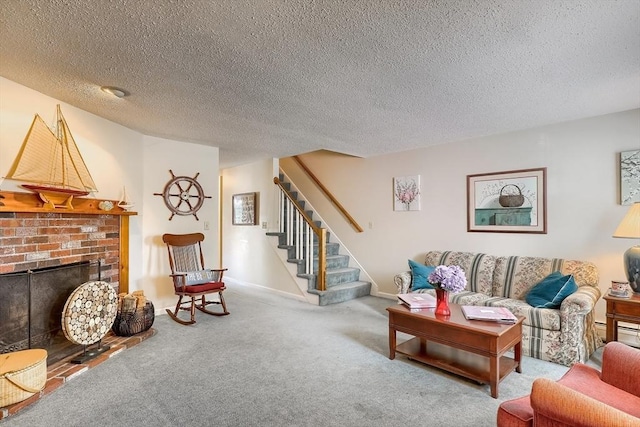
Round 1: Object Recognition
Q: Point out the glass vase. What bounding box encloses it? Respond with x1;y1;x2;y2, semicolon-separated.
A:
435;288;451;316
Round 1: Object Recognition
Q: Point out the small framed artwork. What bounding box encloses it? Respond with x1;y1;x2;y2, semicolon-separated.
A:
232;192;258;225
394;175;421;211
467;168;547;234
620;150;639;205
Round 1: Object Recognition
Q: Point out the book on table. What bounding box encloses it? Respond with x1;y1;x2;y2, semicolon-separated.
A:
397;293;436;309
461;305;518;323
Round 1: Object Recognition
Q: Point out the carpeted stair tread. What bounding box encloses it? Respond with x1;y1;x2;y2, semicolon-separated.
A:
308;281;372;306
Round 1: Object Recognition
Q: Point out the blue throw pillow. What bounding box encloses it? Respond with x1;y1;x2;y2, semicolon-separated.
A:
525;271;578;309
408;260;435;290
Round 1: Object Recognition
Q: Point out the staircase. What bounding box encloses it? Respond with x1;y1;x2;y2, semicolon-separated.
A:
268;175;371;306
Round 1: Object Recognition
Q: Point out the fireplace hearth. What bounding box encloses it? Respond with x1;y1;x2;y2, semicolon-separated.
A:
0;261;97;365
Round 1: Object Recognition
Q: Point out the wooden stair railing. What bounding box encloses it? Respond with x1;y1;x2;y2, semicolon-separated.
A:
293;156;364;233
273;177;327;291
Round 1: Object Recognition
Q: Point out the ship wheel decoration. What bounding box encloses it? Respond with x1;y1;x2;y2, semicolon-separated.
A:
154;170;211;220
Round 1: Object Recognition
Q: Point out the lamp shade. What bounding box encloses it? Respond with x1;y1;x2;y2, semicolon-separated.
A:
613;202;640;294
613;202;640;239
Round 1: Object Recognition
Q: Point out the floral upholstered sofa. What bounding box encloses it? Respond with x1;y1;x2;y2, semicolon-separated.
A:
394;251;603;366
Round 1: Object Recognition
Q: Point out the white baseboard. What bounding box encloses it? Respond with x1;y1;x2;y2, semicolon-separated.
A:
224;276;312;303
376;291;398;300
595;321;640;348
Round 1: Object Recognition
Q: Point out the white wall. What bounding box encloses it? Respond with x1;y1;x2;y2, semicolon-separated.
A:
0;77;221;313
221;158;308;300
0;77;144;290
279;109;640;330
140;135;220;311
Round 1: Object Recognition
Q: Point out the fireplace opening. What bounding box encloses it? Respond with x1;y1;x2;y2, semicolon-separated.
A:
0;261;104;365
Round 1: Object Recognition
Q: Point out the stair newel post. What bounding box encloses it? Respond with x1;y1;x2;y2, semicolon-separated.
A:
317;228;327;291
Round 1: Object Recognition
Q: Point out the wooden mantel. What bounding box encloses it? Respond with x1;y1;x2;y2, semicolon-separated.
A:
0;190;137;293
0;190;136;215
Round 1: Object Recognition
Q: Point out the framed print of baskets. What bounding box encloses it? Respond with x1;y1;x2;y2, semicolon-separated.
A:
467;168;547;234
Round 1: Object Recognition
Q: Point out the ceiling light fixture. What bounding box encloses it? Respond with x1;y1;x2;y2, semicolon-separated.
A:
100;86;128;98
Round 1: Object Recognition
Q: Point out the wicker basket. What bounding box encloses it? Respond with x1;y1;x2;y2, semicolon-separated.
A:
0;349;47;407
112;301;155;337
498;184;524;207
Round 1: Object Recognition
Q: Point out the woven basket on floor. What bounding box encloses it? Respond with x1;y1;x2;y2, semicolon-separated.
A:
0;349;47;407
112;301;155;337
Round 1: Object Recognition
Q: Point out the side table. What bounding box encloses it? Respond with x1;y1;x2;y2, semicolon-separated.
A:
603;292;640;343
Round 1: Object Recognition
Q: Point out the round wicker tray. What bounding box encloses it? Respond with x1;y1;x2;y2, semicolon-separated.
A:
61;281;118;346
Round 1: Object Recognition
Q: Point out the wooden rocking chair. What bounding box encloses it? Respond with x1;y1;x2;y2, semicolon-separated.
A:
162;233;229;325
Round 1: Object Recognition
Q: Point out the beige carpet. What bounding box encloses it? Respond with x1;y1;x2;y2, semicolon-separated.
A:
2;284;602;427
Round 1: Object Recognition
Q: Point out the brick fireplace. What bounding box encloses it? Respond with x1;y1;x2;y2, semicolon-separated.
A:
0;190;133;288
0;190;135;362
0;212;121;282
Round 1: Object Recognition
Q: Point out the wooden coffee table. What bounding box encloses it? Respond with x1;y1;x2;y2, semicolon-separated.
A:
387;303;523;398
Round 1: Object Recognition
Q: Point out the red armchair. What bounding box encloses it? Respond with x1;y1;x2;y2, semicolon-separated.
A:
497;342;640;427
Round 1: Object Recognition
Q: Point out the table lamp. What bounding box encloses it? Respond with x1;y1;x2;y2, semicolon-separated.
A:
613;202;640;294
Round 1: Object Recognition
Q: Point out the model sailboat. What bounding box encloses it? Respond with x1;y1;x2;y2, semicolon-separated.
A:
118;186;134;211
5;105;98;209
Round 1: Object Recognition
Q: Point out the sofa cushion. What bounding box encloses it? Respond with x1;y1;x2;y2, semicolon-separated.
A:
525;272;578;309
493;256;565;299
408;260;435;290
485;298;562;331
413;289;496;306
560;259;599;287
424;251;495;296
449;291;494;306
493;256;599;299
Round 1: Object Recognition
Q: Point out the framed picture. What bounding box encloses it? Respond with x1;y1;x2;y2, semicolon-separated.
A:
467;168;547;234
394;175;421;211
620;150;640;205
232;192;258;225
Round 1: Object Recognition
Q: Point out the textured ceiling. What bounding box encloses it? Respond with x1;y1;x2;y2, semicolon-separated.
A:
1;1;639;168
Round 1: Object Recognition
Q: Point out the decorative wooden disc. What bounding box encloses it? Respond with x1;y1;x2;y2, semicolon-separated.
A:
61;281;117;346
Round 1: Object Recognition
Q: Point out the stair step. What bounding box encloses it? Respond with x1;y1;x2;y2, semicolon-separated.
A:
320;254;350;270
308;281;372;306
314;242;340;256
326;267;361;287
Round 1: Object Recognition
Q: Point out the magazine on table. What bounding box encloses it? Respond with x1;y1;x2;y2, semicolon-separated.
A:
397;293;437;309
461;305;518;323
